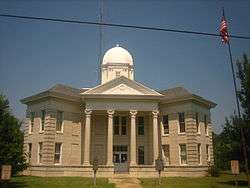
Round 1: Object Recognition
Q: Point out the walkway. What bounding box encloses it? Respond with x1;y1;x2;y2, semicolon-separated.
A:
109;178;143;188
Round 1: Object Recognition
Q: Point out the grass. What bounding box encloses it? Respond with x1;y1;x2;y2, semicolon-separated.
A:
0;173;248;188
0;176;115;188
140;172;248;188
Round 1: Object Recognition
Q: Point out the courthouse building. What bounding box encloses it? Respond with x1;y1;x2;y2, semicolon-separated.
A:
21;45;216;177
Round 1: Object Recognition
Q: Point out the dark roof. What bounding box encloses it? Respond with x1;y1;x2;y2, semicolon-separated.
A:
159;87;192;100
21;84;216;108
48;84;82;98
20;84;88;104
159;86;216;108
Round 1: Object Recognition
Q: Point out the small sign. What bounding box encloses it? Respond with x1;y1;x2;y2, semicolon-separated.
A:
1;165;11;180
231;160;239;175
93;158;99;172
155;158;164;172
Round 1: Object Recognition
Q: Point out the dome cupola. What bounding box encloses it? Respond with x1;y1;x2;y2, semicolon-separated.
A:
101;45;134;84
102;45;133;65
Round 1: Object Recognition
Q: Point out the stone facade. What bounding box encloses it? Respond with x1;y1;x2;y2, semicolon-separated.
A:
21;46;216;177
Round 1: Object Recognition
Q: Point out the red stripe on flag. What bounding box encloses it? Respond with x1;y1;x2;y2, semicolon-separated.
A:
220;18;229;43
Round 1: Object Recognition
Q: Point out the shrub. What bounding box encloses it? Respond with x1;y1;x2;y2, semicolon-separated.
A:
208;165;220;177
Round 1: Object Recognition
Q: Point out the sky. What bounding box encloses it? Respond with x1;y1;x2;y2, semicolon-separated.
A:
0;0;250;133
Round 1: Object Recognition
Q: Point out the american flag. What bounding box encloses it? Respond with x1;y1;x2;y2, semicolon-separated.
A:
220;17;229;43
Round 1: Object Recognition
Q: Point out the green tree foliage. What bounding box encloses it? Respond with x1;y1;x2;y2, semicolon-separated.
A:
214;54;250;170
0;94;27;175
213;116;241;170
237;54;250;122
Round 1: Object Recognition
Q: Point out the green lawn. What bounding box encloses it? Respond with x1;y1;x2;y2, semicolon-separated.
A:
0;176;115;188
0;173;248;188
140;173;248;188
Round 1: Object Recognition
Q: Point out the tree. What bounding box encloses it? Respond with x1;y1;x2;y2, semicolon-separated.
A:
213;116;242;170
0;94;27;175
214;54;250;172
237;54;250;123
236;53;250;186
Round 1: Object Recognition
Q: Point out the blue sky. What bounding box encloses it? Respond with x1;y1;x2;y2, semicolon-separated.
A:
0;0;250;133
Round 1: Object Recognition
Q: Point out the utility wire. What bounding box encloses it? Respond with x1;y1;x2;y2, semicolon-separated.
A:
0;13;250;40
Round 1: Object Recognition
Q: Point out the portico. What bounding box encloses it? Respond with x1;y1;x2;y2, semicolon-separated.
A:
82;97;161;172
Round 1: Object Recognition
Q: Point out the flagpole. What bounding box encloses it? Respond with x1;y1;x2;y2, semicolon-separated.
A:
222;8;249;182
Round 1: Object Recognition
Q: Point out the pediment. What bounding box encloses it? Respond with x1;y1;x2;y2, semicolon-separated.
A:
103;83;144;95
82;76;162;96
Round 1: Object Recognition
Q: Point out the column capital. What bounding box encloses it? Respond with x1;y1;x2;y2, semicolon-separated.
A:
107;109;115;117
152;110;159;118
130;110;137;118
85;109;92;116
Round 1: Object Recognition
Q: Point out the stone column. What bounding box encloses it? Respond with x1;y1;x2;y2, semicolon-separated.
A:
152;110;159;164
106;109;114;166
83;109;92;166
130;110;137;166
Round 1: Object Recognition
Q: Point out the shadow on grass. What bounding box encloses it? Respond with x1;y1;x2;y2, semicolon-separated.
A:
218;180;248;187
0;181;27;188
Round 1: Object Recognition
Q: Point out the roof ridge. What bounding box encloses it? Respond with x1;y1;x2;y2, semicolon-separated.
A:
49;83;81;91
159;86;191;94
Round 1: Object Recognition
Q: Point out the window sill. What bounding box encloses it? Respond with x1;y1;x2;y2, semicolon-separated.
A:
137;134;145;137
178;132;186;135
56;131;63;134
114;134;128;137
162;134;169;137
39;131;44;134
54;163;62;165
179;163;188;166
196;133;201;136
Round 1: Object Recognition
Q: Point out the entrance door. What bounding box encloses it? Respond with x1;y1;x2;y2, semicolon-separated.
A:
113;145;129;173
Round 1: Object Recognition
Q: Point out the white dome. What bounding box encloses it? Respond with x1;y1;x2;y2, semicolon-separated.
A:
102;45;133;65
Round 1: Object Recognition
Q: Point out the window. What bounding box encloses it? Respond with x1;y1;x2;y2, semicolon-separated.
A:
179;144;187;165
195;112;200;133
41;110;46;132
197;143;201;165
138;146;145;165
137;117;144;135
206;144;210;162
113;145;128;152
56;111;63;132
38;142;43;164
115;71;121;78
113;116;127;135
178;112;185;133
30;112;35;133
121;116;127;135
113;116;120;135
162;115;169;135
204;115;208;135
162;144;170;165
28;143;32;163
54;143;62;164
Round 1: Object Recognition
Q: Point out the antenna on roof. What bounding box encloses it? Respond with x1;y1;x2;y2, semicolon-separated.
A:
98;0;105;84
